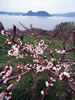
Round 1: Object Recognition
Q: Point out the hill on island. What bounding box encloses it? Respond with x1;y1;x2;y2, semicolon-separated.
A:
25;10;51;17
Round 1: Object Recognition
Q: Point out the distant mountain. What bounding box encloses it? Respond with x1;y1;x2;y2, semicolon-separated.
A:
25;10;51;17
52;12;75;17
0;11;25;15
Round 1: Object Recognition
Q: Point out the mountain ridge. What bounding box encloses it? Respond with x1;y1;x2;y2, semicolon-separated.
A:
0;10;51;17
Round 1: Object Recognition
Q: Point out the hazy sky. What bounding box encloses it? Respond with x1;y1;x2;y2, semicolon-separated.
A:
0;0;75;13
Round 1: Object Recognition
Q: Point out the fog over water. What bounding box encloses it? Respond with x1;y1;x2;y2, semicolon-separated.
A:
0;15;75;30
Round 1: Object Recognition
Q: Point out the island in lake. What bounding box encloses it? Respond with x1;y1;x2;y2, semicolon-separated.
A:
0;10;75;17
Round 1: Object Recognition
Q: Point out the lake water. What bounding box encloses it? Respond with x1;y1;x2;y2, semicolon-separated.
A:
0;15;75;30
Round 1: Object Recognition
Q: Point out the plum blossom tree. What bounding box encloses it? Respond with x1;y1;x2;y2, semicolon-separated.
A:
0;25;75;100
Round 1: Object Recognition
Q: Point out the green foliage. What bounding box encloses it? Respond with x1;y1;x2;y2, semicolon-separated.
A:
15;73;33;89
53;22;75;40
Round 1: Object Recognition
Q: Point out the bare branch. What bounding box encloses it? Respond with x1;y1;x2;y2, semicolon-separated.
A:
66;47;75;52
67;80;75;92
12;25;16;41
59;53;66;64
62;40;66;50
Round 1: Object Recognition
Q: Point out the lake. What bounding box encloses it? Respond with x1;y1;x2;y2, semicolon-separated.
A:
0;15;75;30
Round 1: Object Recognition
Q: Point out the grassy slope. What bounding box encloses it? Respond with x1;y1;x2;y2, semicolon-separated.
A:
0;34;74;100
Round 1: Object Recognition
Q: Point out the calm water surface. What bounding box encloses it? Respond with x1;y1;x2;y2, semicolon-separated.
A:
0;15;75;30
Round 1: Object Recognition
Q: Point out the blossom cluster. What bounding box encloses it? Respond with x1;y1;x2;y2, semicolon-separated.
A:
17;38;22;46
8;44;20;57
0;66;12;84
5;39;12;45
52;64;61;72
24;64;33;70
5;91;12;100
34;59;53;73
2;31;22;57
1;30;11;36
21;40;48;58
0;66;13;100
55;49;66;54
59;72;70;80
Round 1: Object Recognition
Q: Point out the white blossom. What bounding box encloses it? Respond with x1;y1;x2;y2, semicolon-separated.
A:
5;39;12;45
36;65;45;73
16;76;21;82
38;40;44;46
24;64;32;70
41;90;44;95
45;81;49;87
46;61;53;69
35;46;43;55
59;72;70;80
1;30;5;35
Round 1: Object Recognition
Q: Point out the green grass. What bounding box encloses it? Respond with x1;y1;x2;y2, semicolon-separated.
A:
23;36;36;44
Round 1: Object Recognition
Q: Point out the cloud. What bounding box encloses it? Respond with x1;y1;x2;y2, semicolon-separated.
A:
0;0;75;13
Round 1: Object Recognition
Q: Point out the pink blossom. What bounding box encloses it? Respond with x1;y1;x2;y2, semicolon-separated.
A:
51;58;56;62
8;47;19;57
17;66;23;72
24;64;32;70
12;44;20;50
5;91;12;100
45;80;53;87
50;77;56;82
16;76;21;82
5;39;12;45
35;46;43;55
36;64;45;73
41;88;47;95
55;49;66;54
59;72;70;80
56;65;61;71
1;30;10;36
17;38;22;46
1;30;5;35
46;61;53;69
38;40;44;46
